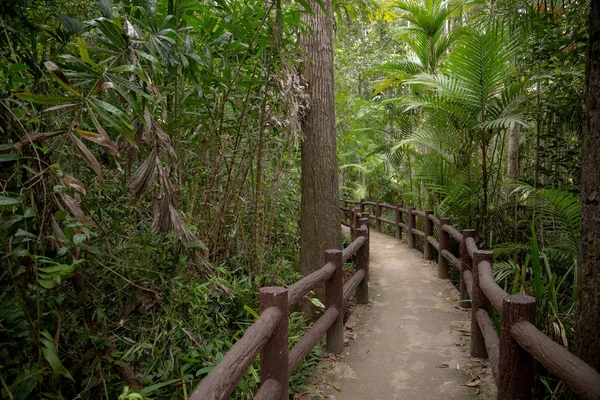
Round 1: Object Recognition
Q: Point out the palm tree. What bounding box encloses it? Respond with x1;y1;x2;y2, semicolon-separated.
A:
404;25;530;240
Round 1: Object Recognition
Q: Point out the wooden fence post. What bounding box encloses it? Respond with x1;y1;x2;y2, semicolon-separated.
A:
356;218;370;304
470;250;493;358
460;229;477;309
437;218;450;278
498;295;536;400
423;210;434;260
395;204;402;240
325;249;344;353
375;201;382;232
259;287;289;400
407;207;415;249
360;198;365;213
353;207;361;239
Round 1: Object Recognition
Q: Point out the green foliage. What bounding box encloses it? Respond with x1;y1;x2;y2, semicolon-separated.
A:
0;0;314;398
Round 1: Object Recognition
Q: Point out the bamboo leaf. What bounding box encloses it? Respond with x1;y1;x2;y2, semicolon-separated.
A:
44;61;81;97
14;93;75;105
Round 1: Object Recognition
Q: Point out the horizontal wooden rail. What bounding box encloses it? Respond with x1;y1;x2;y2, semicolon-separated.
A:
476;309;500;380
441;249;460;268
442;224;462;243
426;236;439;251
511;321;600;400
465;236;477;258
363;201;377;206
412;209;426;218
343;270;366;302
379;217;396;226
254;379;282;400
288;307;340;373
344;199;361;205
411;228;425;237
478;260;506;312
342;236;367;262
463;269;474;298
427;214;440;225
190;307;283;400
287;262;335;310
398;222;408;230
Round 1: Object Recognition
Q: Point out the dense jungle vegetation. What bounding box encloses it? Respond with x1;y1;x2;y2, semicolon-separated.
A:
0;0;598;398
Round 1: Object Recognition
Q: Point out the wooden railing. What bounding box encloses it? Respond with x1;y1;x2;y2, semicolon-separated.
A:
341;199;600;400
190;216;370;400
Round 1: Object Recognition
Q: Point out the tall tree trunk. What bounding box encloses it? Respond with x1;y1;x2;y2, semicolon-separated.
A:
299;0;341;289
575;0;600;371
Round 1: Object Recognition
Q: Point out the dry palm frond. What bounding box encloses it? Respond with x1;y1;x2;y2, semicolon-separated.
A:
69;132;103;182
128;149;157;198
13;130;67;152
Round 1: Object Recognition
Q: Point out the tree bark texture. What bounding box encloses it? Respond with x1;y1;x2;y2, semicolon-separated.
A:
576;0;600;372
299;0;342;286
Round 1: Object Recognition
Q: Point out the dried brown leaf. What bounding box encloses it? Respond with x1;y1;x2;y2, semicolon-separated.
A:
464;377;481;387
87;109;121;156
128;150;157;197
14;130;66;152
58;192;86;222
69;132;103;182
59;173;87;196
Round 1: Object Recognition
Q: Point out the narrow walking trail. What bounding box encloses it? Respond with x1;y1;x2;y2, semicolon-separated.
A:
307;230;495;399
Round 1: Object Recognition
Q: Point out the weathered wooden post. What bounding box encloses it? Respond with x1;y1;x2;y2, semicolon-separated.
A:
325;249;344;353
395;204;403;240
259;287;289;400
360;198;365;213
498;295;536;400
353;207;361;239
360;211;370;227
356;218;370;304
470;250;493;358
375;201;382;232
460;229;477;308
437;218;450;278
423;210;434;260
407;207;416;249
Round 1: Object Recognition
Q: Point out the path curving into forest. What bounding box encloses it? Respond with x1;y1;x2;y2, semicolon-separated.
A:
305;229;495;399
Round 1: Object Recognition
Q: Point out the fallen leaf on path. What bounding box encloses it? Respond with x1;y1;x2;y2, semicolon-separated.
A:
464;377;481;387
345;321;356;330
333;384;341;391
436;364;449;368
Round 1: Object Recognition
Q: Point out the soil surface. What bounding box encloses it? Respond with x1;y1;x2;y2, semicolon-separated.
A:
299;229;496;400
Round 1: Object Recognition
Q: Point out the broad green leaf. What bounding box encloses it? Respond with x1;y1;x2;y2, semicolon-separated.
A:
40;331;74;381
0;196;20;206
37;259;84;289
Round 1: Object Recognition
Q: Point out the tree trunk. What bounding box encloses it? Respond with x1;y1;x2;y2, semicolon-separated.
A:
507;125;520;181
575;0;600;372
299;0;342;294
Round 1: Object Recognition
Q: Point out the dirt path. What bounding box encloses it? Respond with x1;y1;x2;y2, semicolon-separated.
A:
303;229;496;400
